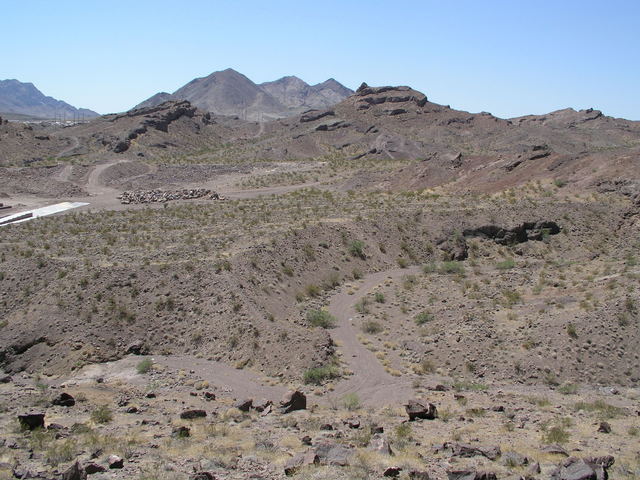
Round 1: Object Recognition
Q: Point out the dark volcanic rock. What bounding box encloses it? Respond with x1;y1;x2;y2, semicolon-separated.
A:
314;441;354;466
284;451;319;476
280;390;306;413
18;413;45;430
51;392;75;407
405;399;438;420
62;461;87;480
180;409;207;420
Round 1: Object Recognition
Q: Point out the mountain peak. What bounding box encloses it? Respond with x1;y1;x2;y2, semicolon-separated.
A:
0;78;99;119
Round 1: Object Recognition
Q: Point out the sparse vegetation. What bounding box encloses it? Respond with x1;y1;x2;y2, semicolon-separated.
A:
306;309;337;328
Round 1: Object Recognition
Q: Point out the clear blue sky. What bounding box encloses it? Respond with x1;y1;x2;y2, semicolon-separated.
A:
2;0;639;119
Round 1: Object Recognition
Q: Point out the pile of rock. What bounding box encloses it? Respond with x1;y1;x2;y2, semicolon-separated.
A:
118;189;223;204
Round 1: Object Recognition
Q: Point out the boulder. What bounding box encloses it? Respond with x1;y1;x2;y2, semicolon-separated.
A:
405;400;437;420
107;455;124;469
126;340;147;355
190;472;216;480
280;390;306;413
503;450;529;466
84;463;106;475
409;472;431;480
284;451;319;475
180;409;207;420
384;466;402;477
369;433;393;455
252;398;272;412
447;471;497;480
62;461;87;480
172;426;191;438
18;413;45;430
314;441;354;466
597;421;611;433
542;444;570;456
52;392;75;407
233;398;253;412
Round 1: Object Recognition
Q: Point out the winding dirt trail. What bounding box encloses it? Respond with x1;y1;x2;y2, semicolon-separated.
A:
55;136;80;158
327;266;422;405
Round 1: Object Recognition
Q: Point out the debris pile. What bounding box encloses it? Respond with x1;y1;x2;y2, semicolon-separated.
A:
118;189;223;204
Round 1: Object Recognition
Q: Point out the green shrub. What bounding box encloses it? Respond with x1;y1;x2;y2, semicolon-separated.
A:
496;258;515;270
543;425;570;444
349;240;366;259
90;405;113;424
342;393;360;411
558;383;578;395
136;358;153;374
374;292;385;303
439;261;465;274
414;311;434;325
306;309;337;328
566;323;578;339
303;365;340;384
361;320;382;334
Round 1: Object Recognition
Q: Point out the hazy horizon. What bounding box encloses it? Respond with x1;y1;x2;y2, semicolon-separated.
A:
2;0;639;119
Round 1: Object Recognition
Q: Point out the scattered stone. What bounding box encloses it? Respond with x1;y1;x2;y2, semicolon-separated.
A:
503;450;529;466
280;390;306;413
0;375;11;383
119;189;223;205
252;398;272;412
437;442;501;460
343;418;360;429
233;398;253;412
180;409;207;420
18;413;45;430
301;435;312;446
314;441;354;466
369;433;393;455
405;399;438;420
542;444;570;456
527;463;541;475
204;392;216;401
190;472;216;480
284;451;319;475
107;455;124;469
52;392;75;407
62;461;87;480
597;421;611;433
84;463;106;475
409;471;431;480
126;341;148;355
172;426;191;438
320;423;334;430
384;466;402;477
447;470;497;480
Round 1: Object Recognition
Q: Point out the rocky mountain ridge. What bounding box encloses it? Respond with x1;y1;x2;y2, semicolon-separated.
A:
0;79;99;120
134;68;353;121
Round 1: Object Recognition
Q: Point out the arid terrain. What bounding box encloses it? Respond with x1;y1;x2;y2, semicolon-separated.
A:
1;82;639;480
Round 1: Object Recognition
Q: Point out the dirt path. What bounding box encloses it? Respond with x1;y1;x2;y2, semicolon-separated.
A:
327;266;422;406
56;136;80;158
85;159;128;196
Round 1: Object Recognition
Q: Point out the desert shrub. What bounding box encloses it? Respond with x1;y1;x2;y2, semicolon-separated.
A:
496;258;515;270
305;284;321;297
361;320;382;334
90;405;113;424
354;297;370;314
397;257;408;268
574;400;622;419
374;292;385;303
352;269;363;280
502;289;522;306
439;261;464;274
566;323;578;338
136;358;153;374
420;358;435;373
543;425;570;444
349;240;366;259
306;309;337;328
342;393;360;411
303;365;340;385
414;310;434;325
558;383;578;395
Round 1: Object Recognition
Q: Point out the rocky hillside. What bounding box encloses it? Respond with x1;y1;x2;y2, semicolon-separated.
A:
0;79;99;120
134;69;353;121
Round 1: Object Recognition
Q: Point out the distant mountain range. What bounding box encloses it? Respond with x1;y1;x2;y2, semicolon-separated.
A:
0;79;99;120
134;68;353;121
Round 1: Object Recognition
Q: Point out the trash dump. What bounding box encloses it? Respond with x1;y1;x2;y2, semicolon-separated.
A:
118;189;224;204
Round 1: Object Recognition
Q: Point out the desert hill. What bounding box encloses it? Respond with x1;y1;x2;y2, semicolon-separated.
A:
134;68;353;121
0;79;99;120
